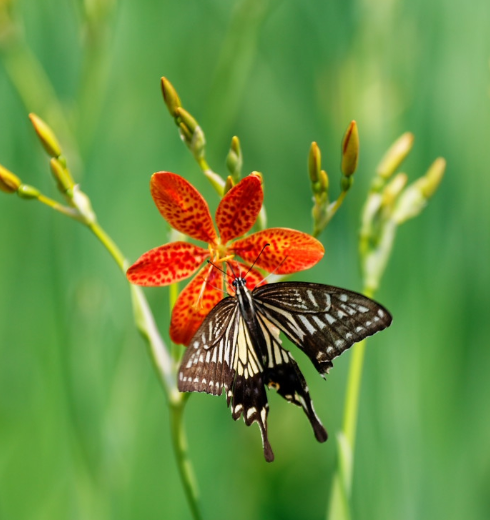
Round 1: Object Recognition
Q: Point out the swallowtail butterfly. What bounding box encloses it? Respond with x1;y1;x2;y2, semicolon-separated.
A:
178;272;392;462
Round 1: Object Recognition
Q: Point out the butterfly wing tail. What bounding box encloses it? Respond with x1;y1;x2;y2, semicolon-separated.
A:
265;351;328;443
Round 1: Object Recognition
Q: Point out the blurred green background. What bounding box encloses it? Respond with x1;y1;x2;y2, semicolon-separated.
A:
1;0;489;519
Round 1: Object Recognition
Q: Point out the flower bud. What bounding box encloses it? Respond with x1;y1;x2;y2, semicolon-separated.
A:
29;113;62;158
17;184;40;200
341;121;359;177
50;158;75;193
176;107;198;133
376;132;414;180
308;142;321;184
224;175;235;195
381;173;408;208
419;158;446;199
226;136;242;181
160;77;181;117
0;164;21;193
319;169;329;193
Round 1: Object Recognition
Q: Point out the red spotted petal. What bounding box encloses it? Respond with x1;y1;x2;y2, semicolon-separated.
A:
231;228;325;274
215;172;263;244
226;260;266;295
170;265;223;346
151;172;218;244
126;242;209;286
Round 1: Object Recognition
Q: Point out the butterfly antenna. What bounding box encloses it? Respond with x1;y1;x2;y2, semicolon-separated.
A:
207;260;234;283
257;254;289;285
244;243;270;277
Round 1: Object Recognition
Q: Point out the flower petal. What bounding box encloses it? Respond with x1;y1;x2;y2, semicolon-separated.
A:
215;172;263;243
232;228;325;274
151;172;218;244
170;265;223;346
226;260;266;295
126;242;209;286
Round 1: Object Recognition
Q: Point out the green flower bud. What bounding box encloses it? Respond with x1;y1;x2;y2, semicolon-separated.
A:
50;158;75;193
308;142;321;184
17;184;40;200
226;136;242;181
160;77;182;117
224;175;235;195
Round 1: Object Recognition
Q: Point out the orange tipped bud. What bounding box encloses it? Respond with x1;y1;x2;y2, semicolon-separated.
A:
0;164;21;193
29;113;62;158
341;121;359;177
160;77;181;117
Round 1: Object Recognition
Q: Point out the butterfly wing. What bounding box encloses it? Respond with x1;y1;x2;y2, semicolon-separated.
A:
229;315;273;461
256;312;328;443
178;295;274;461
253;282;392;375
178;297;239;396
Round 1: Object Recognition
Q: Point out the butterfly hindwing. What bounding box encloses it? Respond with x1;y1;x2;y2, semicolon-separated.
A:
253;282;392;375
256;313;327;442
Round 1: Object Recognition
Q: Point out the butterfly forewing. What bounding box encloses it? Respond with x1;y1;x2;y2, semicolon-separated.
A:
253;282;392;375
178;298;238;396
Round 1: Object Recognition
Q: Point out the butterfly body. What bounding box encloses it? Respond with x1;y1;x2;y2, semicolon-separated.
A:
178;277;392;462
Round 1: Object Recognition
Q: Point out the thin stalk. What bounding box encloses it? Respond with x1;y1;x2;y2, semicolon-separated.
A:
326;286;374;520
87;221;201;517
169;397;203;520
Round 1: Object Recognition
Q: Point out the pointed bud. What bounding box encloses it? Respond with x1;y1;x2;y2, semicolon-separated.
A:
418;158;446;199
381;173;408;208
178;122;192;144
160;77;181;117
341;121;359;177
17;184;40;199
376;132;414;180
29;113;62;158
50;158;75;193
308;142;321;184
175;107;198;134
319;169;329;193
0;164;21;193
226;136;242;181
224;175;235;195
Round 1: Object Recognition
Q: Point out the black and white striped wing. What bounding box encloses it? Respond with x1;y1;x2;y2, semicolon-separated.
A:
178;296;274;461
255;312;328;443
253;282;392;375
228;315;272;461
178;298;239;396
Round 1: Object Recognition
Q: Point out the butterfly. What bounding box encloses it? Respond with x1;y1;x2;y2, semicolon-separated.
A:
178;271;392;462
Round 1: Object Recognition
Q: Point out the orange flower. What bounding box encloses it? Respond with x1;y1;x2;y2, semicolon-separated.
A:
127;172;324;345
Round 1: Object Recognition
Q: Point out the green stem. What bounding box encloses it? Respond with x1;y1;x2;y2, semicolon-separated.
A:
326;287;374;520
169;396;203;520
87;221;201;517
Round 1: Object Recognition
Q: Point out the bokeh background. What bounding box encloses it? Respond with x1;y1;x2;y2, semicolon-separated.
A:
1;0;489;519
